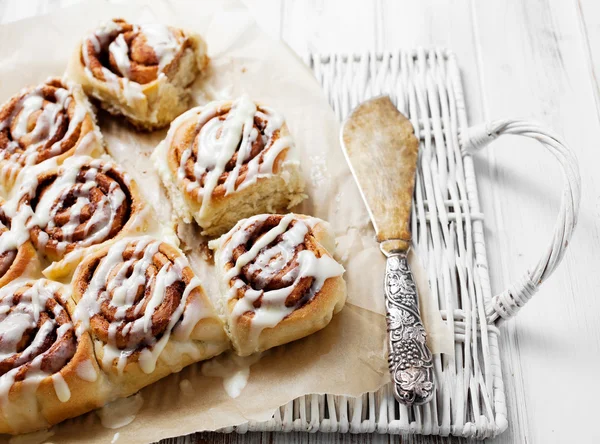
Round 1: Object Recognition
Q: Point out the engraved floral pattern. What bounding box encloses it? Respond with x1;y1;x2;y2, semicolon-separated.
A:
385;254;434;406
398;367;434;398
402;325;427;342
387;272;402;295
387;308;415;330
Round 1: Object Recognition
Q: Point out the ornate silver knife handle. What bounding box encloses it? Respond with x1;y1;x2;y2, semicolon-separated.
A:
384;253;435;406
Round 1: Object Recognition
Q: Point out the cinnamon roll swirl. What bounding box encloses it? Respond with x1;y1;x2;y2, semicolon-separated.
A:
209;214;346;356
152;95;305;236
0;78;104;193
12;155;147;278
67;18;208;130
72;236;228;397
0;279;107;434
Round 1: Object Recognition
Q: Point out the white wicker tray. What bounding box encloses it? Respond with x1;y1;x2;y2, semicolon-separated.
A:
217;49;580;439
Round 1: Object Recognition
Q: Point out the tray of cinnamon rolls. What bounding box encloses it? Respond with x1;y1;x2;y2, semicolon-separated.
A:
0;18;347;435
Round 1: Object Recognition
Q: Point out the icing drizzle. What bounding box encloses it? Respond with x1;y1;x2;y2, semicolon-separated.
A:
0;203;27;280
0;78;94;186
166;95;292;216
0;280;77;404
214;214;345;343
73;236;209;375
81;19;188;104
7;155;133;260
140;24;181;71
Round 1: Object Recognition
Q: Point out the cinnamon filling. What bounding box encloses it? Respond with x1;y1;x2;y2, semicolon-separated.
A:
82;18;189;84
0;283;76;382
175;111;282;195
79;241;188;351
25;164;132;256
229;215;317;309
0;79;82;166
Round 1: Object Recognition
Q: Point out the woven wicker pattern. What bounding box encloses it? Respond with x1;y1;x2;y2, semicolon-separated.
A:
461;120;580;324
219;49;580;439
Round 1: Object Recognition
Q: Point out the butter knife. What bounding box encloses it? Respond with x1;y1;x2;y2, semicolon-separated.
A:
340;96;434;406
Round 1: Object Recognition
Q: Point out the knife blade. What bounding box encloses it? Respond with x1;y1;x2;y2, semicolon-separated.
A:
340;95;435;406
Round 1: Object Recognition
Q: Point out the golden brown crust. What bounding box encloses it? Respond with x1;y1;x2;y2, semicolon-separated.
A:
212;214;346;356
0;78;104;192
33;331;107;428
66;19;208;130
71;237;229;398
74;241;196;347
17;157;145;264
0;241;36;288
0;200;37;287
0;280;109;435
166;102;290;201
232;273;346;356
82;19;192;85
155;99;306;236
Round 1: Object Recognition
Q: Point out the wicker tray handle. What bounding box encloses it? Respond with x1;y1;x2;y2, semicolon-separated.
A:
460;120;581;325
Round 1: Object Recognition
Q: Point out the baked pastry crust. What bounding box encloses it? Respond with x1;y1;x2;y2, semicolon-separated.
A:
0;279;109;434
209;213;346;356
11;155;148;279
0;77;104;194
66;18;208;131
152;96;306;236
0;198;37;287
0;18;354;435
71;236;229;398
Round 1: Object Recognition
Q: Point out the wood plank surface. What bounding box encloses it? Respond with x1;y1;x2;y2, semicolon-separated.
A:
1;0;599;443
470;2;600;443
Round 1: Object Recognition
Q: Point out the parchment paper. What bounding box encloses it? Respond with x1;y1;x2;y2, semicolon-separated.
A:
0;1;452;442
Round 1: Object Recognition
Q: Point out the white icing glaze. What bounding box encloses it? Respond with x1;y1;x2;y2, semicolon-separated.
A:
108;34;131;78
84;20;123;62
82;20;185;105
119;78;145;107
0;280;77;406
0;312;35;358
7;155;130;257
51;372;71;402
74;129;101;157
97;393;143;429
0;80;89;177
163;96;291;211
73;236;209;375
193;95;255;215
75;359;98;382
111;432;120;444
0;202;33;259
216;214;344;342
82;20;145;106
201;352;262;399
141;24;181;71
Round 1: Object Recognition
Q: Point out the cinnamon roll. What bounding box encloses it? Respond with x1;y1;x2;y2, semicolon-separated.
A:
12;155;147;278
72;236;229;397
0;279;107;434
67;18;208;130
0;199;37;287
0;78;104;193
209;214;346;356
152;95;306;236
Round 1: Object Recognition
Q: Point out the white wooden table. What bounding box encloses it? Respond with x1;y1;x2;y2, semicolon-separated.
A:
1;0;599;443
